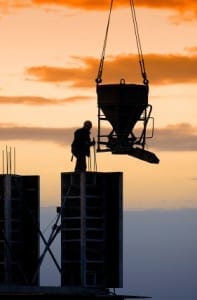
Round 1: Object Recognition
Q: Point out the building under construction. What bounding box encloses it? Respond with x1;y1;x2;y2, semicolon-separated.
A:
0;171;150;299
0;0;159;298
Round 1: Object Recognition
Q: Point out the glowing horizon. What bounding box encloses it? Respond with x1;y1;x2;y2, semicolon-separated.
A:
0;0;196;209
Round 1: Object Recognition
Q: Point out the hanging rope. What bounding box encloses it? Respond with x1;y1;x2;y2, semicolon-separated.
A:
129;0;149;85
95;0;114;84
95;0;149;86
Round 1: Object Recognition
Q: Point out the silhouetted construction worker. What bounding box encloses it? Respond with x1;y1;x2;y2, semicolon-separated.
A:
71;120;95;171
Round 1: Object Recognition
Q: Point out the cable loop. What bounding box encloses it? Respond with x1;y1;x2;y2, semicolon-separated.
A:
120;78;126;84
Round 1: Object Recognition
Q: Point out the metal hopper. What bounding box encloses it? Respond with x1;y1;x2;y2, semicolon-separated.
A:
96;80;159;164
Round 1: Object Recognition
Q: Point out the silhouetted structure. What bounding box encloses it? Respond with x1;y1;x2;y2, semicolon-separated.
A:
0;174;40;285
0;0;155;297
0;172;151;299
96;81;159;164
61;171;123;289
95;0;159;165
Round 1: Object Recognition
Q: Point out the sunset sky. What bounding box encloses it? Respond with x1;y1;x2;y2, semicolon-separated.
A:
0;0;196;209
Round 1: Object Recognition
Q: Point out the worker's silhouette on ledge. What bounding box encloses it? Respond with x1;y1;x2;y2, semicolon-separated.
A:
71;120;95;172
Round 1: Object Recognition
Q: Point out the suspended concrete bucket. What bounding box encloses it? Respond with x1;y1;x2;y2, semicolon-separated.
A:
97;80;148;142
96;80;159;164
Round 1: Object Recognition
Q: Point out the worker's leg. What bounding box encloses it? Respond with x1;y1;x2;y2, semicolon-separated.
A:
75;155;86;171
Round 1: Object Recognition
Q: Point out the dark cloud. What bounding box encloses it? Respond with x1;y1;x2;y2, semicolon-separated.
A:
0;122;196;151
151;123;197;151
0;125;73;146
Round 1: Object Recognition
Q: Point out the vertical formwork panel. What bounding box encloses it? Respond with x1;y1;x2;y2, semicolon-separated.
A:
61;172;81;286
100;172;123;288
0;175;6;282
0;174;40;285
21;175;40;285
61;172;123;288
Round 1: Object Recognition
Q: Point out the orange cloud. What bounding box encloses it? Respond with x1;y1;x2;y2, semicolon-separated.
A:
0;0;196;19
184;46;197;53
0;95;92;105
26;53;197;87
0;122;196;151
0;1;30;13
33;0;197;18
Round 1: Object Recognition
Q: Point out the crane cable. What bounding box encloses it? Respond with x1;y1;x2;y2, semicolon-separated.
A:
95;0;149;86
130;0;149;85
95;0;113;84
